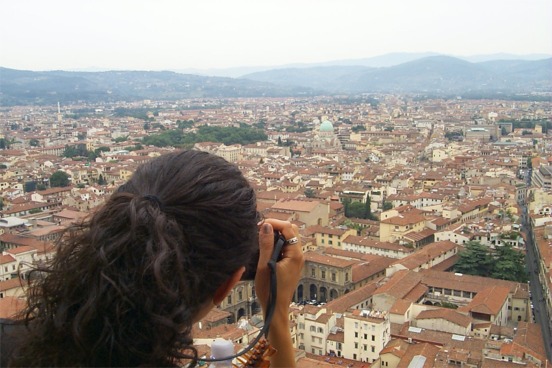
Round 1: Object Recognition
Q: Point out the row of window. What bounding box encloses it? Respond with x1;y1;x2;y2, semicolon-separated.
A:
354;332;376;341
310;268;349;282
226;289;244;305
354;322;377;331
353;343;376;352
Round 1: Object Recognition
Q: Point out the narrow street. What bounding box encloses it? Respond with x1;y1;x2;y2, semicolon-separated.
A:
521;174;552;360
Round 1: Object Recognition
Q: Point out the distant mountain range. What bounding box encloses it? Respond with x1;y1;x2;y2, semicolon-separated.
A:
175;52;552;77
0;68;316;106
241;55;552;95
1;53;550;105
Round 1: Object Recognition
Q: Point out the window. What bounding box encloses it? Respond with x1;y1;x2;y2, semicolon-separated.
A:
310;326;315;332
355;332;358;338
321;270;326;279
363;344;367;351
345;273;349;282
227;295;232;304
354;343;358;348
332;272;336;281
238;290;243;300
311;268;316;277
364;333;367;339
372;335;375;341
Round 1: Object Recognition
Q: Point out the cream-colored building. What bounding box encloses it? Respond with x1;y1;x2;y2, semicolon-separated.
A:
342;235;413;259
296;305;336;355
309;225;356;249
342;309;391;364
379;211;426;243
218;280;257;323
271;199;330;227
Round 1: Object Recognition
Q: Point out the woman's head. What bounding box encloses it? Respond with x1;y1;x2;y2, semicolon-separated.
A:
14;150;259;366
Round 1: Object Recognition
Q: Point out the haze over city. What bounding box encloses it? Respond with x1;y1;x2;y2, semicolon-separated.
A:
1;0;552;72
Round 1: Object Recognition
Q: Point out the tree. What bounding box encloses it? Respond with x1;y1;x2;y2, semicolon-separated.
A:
383;201;393;211
491;244;528;282
304;188;316;198
50;171;70;187
114;136;129;143
98;174;107;185
24;181;37;192
29;138;40;147
346;202;367;219
0;138;9;149
454;241;494;277
94;146;110;155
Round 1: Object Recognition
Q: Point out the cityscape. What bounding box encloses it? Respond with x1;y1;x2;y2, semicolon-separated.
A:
0;91;551;366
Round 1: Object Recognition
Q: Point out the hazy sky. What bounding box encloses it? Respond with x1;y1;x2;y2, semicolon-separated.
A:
1;0;551;71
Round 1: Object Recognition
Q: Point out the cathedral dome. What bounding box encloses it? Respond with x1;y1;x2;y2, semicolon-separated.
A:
320;120;334;132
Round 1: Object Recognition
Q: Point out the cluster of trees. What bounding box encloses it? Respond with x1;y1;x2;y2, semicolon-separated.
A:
445;131;463;141
63;145;110;161
114;107;157;121
499;118;550;133
0;138;15;149
342;197;378;221
142;124;267;148
24;171;110;193
454;241;527;282
285;122;311;133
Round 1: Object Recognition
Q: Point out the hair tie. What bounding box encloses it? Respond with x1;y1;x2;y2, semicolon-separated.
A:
143;194;164;210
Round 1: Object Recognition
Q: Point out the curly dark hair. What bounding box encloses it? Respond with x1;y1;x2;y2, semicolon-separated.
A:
10;150;259;367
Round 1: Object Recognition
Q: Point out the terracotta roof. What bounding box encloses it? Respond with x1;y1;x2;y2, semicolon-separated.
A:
374;270;423;299
0;254;16;264
389;299;412;315
0;296;26;318
272;198;320;212
459;286;510;316
353;257;393;283
324;281;378;314
304;251;358;268
416;308;472;328
381;213;426;225
0;277;27;291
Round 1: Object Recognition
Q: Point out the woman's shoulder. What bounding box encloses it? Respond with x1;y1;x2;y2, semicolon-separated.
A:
0;318;28;367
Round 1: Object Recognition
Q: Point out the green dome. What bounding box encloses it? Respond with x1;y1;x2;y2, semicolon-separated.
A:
320;120;334;132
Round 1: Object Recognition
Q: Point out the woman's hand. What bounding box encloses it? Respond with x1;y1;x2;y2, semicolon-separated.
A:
255;219;304;367
255;219;304;313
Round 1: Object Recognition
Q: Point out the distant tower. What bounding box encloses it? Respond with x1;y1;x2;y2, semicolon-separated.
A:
57;102;62;122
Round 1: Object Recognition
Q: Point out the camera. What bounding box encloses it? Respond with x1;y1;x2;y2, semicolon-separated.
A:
241;231;286;280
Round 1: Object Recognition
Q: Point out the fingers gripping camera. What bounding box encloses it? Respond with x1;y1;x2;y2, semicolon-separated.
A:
242;231;286;281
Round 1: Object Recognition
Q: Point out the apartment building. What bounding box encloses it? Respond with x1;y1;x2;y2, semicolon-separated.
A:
296;305;336;355
342;309;391;363
532;165;552;190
